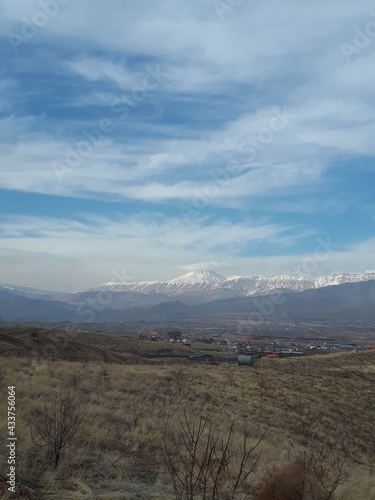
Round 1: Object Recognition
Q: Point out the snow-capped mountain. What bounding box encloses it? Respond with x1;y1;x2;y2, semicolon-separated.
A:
0;283;66;302
92;270;375;298
91;270;225;296
3;271;375;310
1;271;375;322
0;284;53;296
219;275;316;295
315;273;375;287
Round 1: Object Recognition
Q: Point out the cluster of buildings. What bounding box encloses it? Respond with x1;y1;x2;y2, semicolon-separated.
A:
148;330;190;345
141;329;375;360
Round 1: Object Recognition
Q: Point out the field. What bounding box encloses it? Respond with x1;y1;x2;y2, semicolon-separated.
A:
1;327;375;499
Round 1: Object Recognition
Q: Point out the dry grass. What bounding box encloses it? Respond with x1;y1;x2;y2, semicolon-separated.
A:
1;330;375;498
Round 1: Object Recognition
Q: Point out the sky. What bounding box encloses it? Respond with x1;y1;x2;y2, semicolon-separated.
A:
1;0;375;291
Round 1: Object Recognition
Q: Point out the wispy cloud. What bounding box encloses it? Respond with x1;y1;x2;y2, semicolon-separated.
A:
1;0;375;288
0;213;374;290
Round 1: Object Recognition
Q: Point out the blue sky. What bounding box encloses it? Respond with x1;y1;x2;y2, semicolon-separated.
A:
1;0;375;291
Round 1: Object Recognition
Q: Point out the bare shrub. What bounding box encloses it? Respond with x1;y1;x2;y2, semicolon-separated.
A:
255;439;351;500
256;371;272;416
47;360;55;377
163;411;265;499
30;330;39;341
68;369;82;389
158;390;173;433
225;371;236;388
292;397;316;445
31;388;86;468
295;441;351;499
131;394;140;428
171;365;186;395
256;371;272;401
254;458;325;500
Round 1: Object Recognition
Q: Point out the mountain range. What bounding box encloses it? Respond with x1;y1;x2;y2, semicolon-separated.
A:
1;270;375;323
91;269;375;300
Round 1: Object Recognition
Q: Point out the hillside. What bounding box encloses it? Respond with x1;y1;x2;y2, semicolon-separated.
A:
125;280;375;322
0;291;76;321
1;327;375;498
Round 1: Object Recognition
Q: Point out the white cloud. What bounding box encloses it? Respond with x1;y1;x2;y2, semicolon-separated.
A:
0;214;374;291
2;0;375;288
2;2;375;207
0;93;372;208
181;261;233;273
0;213;296;290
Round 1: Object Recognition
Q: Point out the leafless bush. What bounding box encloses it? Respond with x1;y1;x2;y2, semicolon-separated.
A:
294;440;351;500
99;361;111;388
47;360;55;377
158;390;173;433
131;394;140;428
31;388;86;468
292;397;316;445
225;371;237;388
255;439;350;500
255;371;272;416
171;365;186;395
30;330;39;341
68;369;82;389
163;411;266;499
254;458;325;500
256;371;272;401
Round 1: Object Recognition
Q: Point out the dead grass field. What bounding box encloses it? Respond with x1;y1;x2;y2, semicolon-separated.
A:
1;328;375;499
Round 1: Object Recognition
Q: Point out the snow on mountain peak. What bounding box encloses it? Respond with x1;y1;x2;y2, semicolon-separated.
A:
91;270;375;298
168;270;224;284
0;283;53;295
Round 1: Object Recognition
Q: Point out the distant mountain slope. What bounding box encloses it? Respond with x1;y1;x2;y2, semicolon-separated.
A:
3;270;375;305
124;280;375;322
61;290;170;310
0;284;52;295
0;290;76;321
1;272;375;324
0;284;66;301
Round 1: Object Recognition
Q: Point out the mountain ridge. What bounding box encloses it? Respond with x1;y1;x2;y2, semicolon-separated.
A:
124;280;375;322
3;270;375;298
91;270;375;298
1;279;375;324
